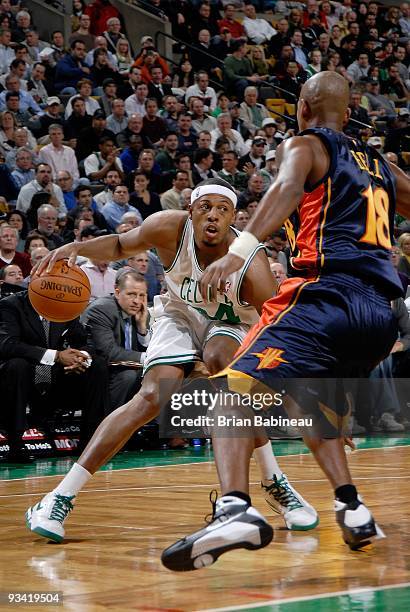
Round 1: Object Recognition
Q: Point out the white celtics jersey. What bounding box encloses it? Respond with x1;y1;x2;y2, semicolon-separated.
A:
164;218;264;326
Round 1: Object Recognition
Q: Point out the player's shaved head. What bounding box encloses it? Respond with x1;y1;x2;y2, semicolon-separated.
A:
298;71;349;131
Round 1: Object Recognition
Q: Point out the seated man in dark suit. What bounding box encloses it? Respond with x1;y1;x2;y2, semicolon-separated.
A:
147;66;172;108
0;291;109;461
83;269;150;412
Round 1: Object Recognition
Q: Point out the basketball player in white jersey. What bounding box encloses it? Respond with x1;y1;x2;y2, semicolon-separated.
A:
26;178;318;544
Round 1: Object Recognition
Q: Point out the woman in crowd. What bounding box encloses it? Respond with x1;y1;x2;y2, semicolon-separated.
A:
248;46;270;80
0;14;12;29
398;233;410;281
0;112;18;153
357;2;368;23
382;6;404;38
330;24;343;49
24;232;48;255
129;171;162;220
287;8;303;36
115;38;133;76
172;57;195;90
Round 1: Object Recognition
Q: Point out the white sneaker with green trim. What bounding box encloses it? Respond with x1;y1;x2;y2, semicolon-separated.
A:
26;492;75;543
262;473;319;531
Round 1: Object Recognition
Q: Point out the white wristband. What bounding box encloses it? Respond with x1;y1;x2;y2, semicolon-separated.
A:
228;231;260;261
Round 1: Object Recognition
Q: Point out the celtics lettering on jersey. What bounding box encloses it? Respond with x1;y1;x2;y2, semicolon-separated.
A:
180;276;241;324
164;219;263;328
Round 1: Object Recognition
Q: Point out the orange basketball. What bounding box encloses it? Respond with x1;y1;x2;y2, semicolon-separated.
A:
28;259;91;322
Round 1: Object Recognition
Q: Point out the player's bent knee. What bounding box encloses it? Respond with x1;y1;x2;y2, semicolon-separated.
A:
204;351;229;375
134;384;160;415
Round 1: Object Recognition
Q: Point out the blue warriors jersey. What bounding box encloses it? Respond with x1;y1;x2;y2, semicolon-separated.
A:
284;127;403;298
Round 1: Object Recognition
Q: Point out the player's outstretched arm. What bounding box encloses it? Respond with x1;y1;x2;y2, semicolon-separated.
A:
33;211;188;276
388;162;410;219
200;137;316;301
245;137;314;240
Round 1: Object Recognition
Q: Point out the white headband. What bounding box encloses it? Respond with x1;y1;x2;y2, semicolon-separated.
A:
191;185;237;208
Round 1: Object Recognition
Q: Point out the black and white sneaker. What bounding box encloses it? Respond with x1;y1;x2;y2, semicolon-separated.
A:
161;492;273;571
335;497;385;550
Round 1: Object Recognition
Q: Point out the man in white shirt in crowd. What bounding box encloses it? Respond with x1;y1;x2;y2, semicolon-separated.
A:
160;171;190;210
185;71;217;112
239;86;270;136
27;62;48;105
39;124;79;183
0;27;15;75
210;113;248;156
242;3;276;45
84;136;123;183
125;82;148;117
191;98;217;134
81;256;117;302
106;98;128;134
16;163;66;215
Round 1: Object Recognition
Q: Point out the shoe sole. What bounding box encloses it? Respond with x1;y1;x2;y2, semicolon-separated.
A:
25;508;63;544
265;499;319;531
162;520;273;572
339;518;377;550
287;516;319;531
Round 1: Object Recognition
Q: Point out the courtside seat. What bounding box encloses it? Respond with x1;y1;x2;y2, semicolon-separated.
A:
265;97;286;116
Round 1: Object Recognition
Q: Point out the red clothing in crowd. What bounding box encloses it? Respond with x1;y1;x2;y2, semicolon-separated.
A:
0;251;31;278
217;18;245;38
84;0;121;35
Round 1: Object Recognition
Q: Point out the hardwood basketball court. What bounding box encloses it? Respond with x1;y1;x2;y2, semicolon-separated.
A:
1;438;410;611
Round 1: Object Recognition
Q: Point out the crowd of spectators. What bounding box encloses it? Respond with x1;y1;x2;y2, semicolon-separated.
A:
0;0;410;459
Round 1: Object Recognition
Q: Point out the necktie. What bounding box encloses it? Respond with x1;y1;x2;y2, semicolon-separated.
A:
124;319;132;350
35;318;52;387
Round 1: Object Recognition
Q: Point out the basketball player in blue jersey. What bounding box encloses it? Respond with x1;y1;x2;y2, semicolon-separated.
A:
162;71;410;571
25;178;319;544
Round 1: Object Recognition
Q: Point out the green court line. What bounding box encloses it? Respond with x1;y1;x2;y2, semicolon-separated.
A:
1;436;410;481
207;584;410;612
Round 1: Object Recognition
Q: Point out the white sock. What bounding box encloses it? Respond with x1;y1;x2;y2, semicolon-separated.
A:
254;441;283;481
52;463;92;497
